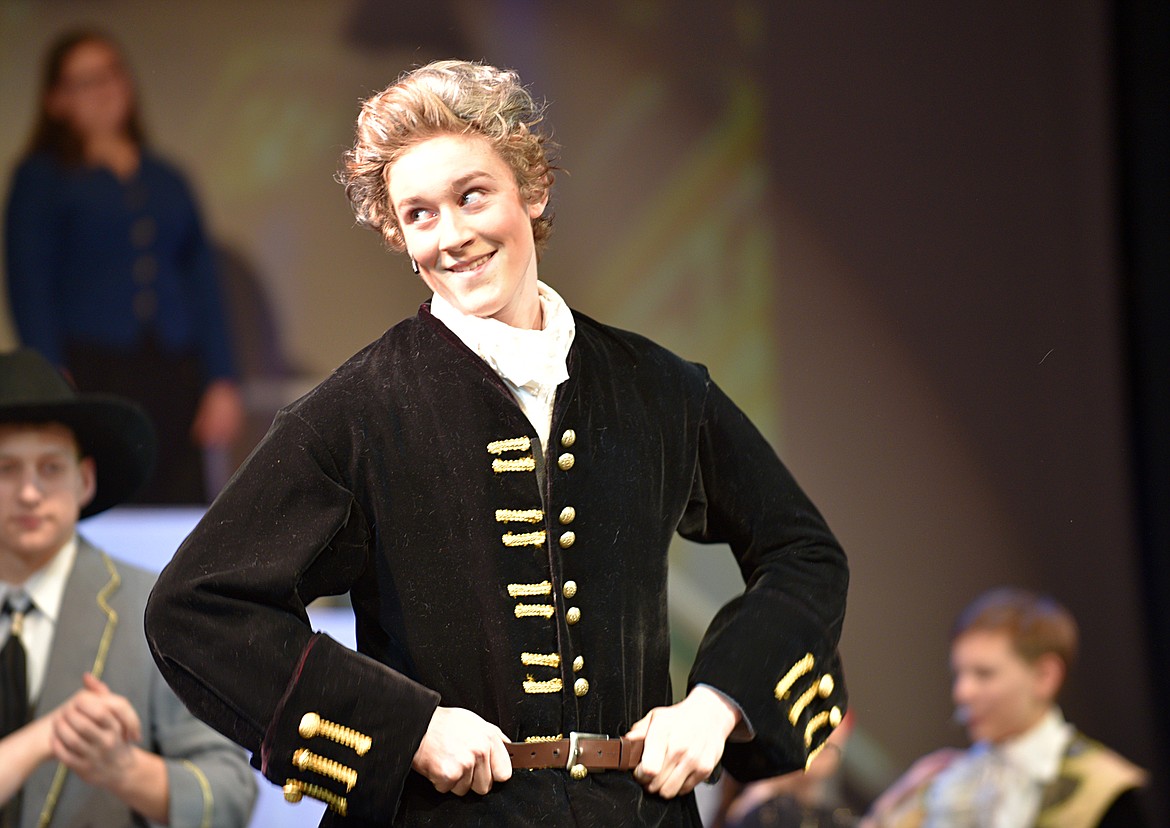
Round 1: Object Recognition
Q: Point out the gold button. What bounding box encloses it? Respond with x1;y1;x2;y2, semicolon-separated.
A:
561;429;577;447
133;289;158;321
570;763;588;780
283;781;304;803
559;506;576;525
574;678;589;697
562;580;578;599
559;531;576;548
132;254;158;284
573;656;584;672
829;706;843;727
299;712;321;738
566;606;581;625
557;453;575;471
130;216;157;248
819;675;834;697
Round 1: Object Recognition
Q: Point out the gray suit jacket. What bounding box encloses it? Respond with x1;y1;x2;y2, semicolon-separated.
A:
20;538;256;828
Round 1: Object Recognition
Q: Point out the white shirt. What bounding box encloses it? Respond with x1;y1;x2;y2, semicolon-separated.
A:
430;281;576;449
1;535;78;705
925;707;1075;828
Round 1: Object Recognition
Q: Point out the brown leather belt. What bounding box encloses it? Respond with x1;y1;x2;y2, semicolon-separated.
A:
507;732;644;774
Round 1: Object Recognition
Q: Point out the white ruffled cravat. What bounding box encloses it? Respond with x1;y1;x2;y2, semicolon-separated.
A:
430;281;576;448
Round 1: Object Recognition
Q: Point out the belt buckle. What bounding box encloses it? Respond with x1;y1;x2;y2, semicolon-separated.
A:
567;731;610;772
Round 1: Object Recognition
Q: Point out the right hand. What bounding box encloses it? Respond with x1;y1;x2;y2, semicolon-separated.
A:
411;706;512;796
191;380;245;448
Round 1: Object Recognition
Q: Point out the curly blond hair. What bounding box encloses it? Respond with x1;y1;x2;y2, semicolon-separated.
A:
341;60;556;255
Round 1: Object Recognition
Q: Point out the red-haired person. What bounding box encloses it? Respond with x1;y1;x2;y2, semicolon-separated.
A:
863;588;1147;828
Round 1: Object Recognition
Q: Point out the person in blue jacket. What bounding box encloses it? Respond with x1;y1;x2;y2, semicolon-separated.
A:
4;29;243;504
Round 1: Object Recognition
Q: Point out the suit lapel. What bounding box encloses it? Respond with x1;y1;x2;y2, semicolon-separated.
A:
22;539;121;828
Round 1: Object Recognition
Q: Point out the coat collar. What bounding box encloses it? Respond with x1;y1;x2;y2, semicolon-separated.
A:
21;537;122;828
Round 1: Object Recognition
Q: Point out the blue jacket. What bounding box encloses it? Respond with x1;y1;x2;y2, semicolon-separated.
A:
4;151;236;381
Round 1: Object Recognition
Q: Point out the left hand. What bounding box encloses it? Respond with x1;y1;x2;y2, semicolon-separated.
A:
625;685;741;799
191;380;245;448
50;673;143;790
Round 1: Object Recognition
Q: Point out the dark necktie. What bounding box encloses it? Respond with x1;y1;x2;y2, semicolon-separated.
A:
1;589;32;828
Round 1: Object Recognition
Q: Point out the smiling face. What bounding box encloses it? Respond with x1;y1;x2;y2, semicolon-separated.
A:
388;133;548;330
950;629;1062;744
0;423;96;583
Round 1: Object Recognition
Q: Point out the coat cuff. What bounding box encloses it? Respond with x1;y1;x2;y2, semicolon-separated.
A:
165;759;214;828
260;634;440;821
689;598;846;780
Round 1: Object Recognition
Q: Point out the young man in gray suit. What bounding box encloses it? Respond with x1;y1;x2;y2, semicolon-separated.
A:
0;349;256;828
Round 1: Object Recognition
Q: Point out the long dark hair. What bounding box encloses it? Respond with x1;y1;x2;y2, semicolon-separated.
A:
24;29;147;165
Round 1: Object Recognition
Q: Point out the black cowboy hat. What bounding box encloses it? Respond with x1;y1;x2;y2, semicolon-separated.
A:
0;349;156;518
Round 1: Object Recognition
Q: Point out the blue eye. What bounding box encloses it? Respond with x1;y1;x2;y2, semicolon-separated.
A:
461;189;484;206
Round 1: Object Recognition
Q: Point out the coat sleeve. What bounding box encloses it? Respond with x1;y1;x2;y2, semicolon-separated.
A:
149;663;258;828
145;408;440;822
171;169;237;382
4;158;67;366
679;376;849;780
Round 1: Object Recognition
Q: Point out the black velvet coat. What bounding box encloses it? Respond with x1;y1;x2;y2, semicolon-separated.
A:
145;306;849;827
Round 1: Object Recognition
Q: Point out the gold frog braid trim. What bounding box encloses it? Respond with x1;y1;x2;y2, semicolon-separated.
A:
496;509;544;523
525;734;564;743
508;581;552;597
299;713;372;756
514;603;555;618
502;531;546;547
774;653;815;701
293;748;358;792
523;678;563;694
487;437;531;454
283;779;348;815
493;457;536;473
521;652;561;668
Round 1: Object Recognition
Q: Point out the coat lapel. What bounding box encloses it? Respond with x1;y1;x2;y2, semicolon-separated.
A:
22;539;121;828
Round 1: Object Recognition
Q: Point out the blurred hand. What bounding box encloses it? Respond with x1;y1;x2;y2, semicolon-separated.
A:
859;748;962;828
411;706;512;796
191;380;245;448
50;673;142;790
627;685;740;799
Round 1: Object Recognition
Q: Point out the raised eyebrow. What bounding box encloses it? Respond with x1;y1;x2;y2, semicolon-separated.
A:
394;195;429;215
448;170;499;196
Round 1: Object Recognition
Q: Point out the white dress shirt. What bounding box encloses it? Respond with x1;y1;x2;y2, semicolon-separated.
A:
1;535;78;706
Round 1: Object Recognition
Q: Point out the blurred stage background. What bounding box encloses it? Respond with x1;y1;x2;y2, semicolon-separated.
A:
2;1;1167;824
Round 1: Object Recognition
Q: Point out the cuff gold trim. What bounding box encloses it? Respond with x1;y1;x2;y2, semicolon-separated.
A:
293;748;357;792
283;779;347;815
299;713;372;756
